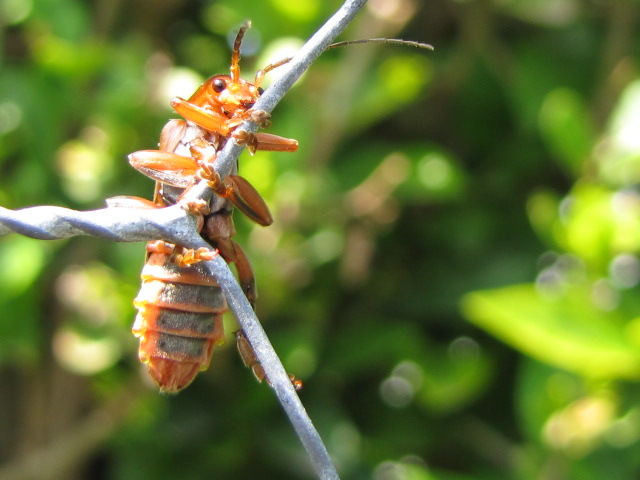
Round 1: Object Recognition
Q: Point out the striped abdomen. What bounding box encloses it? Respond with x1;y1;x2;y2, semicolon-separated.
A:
133;249;227;393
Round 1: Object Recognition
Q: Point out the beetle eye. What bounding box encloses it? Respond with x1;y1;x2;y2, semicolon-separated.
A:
212;78;226;93
257;87;264;95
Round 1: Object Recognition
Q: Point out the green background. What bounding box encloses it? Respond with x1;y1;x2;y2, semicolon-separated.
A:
1;0;640;478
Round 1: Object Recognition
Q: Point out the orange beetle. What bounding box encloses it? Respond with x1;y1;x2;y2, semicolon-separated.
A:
126;21;299;393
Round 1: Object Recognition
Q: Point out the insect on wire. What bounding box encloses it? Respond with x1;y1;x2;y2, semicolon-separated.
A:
0;0;433;478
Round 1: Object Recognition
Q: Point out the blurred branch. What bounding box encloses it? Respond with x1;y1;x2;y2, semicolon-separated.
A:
0;1;371;478
0;382;146;480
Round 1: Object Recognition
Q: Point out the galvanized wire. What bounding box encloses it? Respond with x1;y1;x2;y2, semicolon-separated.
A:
0;1;370;478
0;204;194;242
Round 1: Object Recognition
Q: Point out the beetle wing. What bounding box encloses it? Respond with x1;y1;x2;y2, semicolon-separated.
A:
159;119;187;152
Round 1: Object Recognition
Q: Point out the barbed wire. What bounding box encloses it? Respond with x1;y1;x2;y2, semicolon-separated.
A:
0;1;370;478
0;204;194;242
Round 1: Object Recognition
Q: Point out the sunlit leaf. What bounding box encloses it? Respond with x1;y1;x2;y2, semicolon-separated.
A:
598;80;640;186
462;283;640;380
556;184;640;268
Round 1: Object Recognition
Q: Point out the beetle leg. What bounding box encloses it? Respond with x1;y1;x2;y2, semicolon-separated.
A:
233;130;299;155
170;97;235;135
232;242;304;391
255;133;299;152
231;240;257;306
233;130;259;154
144;242;219;267
196;163;272;226
129;150;199;188
146;240;176;255
249;109;272;128
173;246;219;266
226;175;273;226
196;162;231;195
235;330;303;391
129;150;198;173
235;329;267;384
178;197;210;215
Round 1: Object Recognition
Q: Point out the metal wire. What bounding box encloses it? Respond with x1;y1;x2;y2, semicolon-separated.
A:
0;1;369;478
0;204;195;242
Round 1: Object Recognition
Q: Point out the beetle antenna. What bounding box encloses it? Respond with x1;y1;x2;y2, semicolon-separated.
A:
231;21;252;83
254;57;293;89
328;38;434;50
252;37;432;93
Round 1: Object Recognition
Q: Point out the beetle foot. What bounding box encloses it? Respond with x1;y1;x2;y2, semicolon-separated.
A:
233;130;258;154
249;109;272;128
174;247;219;266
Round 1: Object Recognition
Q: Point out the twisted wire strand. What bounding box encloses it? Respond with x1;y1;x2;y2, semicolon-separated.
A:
0;204;194;243
0;1;368;478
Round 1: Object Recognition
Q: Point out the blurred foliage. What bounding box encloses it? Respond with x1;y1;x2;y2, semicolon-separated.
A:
1;0;640;479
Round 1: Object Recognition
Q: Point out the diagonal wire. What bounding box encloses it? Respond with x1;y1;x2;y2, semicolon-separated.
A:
0;1;370;479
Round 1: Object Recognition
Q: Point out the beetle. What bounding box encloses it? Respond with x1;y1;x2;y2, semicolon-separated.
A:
120;21;432;393
124;21;298;393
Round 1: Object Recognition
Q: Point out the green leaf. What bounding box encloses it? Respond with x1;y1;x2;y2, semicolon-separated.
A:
461;283;640;380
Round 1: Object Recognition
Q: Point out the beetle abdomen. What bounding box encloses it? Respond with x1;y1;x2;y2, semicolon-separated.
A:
133;249;227;393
